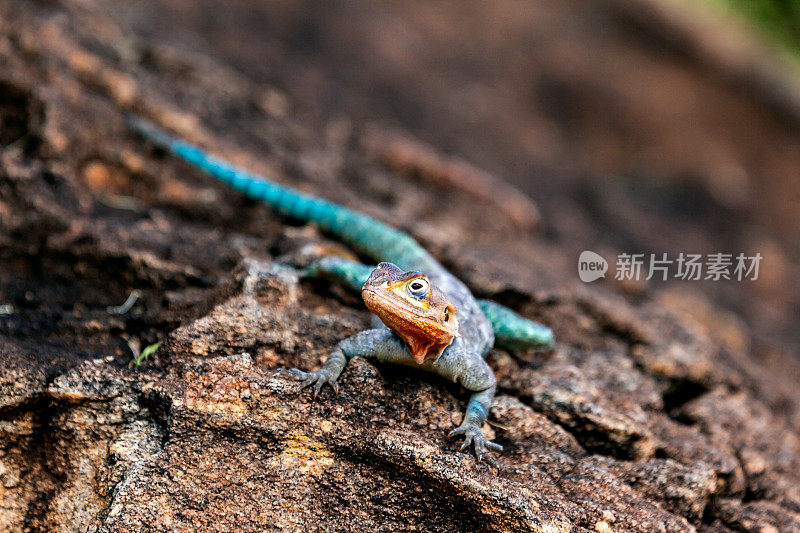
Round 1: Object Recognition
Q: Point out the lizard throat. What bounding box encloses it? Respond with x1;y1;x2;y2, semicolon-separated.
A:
389;325;453;364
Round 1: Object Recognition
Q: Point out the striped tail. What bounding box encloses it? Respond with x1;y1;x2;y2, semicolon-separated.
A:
127;115;435;271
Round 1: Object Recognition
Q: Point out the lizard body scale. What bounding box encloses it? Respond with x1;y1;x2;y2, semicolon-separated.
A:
128;115;553;464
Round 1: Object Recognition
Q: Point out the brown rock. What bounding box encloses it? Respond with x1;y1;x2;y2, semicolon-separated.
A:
1;0;799;531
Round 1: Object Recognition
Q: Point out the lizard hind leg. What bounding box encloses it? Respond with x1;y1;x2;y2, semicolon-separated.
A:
303;256;375;294
302;257;386;330
476;299;554;351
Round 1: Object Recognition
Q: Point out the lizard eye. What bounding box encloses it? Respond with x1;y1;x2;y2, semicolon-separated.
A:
406;278;430;298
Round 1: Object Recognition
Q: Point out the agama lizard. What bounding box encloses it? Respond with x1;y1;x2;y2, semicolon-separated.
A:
128;116;554;464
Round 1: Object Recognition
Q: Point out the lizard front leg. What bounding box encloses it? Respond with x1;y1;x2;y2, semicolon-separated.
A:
449;386;502;466
440;353;503;466
276;328;410;396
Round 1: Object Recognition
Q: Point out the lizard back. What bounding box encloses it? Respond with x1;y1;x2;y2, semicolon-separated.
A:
128;116;494;354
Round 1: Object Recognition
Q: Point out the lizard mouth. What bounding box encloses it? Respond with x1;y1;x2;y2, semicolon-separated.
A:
361;288;440;325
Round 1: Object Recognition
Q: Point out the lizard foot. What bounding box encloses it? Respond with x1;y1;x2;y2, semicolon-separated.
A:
274;368;339;397
449;424;503;467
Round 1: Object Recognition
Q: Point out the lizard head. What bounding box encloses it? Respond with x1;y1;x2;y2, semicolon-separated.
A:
362;262;458;364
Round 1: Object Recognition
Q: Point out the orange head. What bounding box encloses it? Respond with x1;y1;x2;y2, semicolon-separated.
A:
362;262;458;364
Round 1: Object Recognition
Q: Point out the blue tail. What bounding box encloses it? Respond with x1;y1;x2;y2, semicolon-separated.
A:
476;299;554;350
127;115;436;272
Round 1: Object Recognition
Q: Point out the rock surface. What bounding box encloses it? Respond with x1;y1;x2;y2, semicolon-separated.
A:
1;1;799;532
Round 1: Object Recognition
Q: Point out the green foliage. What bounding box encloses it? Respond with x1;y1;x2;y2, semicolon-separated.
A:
716;0;800;53
130;341;161;369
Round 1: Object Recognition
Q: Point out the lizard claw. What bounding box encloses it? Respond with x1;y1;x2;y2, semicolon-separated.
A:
449;424;503;467
275;367;339;398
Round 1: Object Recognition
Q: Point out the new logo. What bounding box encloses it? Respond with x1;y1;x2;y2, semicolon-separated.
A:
578;251;608;282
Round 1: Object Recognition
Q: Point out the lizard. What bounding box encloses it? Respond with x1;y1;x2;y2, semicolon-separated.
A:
127;115;554;464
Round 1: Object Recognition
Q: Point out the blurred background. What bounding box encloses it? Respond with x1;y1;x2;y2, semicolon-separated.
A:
109;0;800;349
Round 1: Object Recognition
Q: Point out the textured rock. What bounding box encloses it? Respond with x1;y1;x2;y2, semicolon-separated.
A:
0;0;799;532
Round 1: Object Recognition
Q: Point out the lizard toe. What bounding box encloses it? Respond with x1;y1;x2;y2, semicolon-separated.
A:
274;368;308;381
313;378;326;398
486;441;503;452
450;424;503;466
300;376;317;390
448;427;467;438
481;451;500;469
